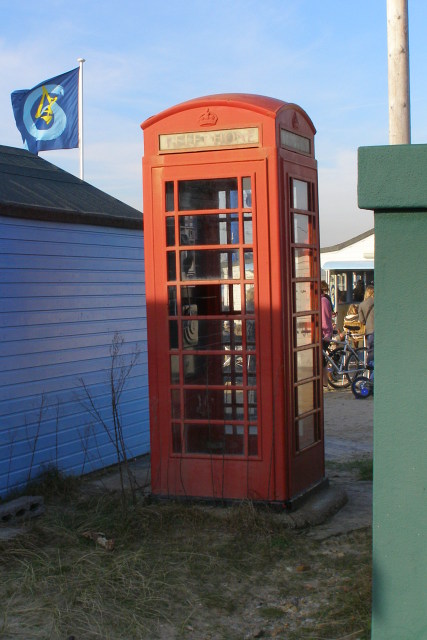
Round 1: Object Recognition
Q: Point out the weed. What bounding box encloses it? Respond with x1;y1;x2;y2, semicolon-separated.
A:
79;332;141;512
25;466;82;501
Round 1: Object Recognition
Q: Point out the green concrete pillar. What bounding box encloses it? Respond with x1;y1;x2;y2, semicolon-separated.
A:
358;145;427;639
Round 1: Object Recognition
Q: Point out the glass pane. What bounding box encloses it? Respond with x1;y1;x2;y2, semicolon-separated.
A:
221;284;241;312
172;423;181;453
183;389;244;420
244;251;254;279
181;284;241;315
183;354;243;385
297;415;316;450
293;214;310;244
168;286;177;316
295;281;315;312
222;353;244;386
170;355;179;383
171;390;181;419
244;214;253;244
293;179;309;210
248;390;257;419
296;381;315;415
180;249;240;280
248;425;258;456
245;284;255;313
224;390;244;419
169;320;178;349
294;248;313;278
295;316;317;346
296;348;315;381
181;319;242;350
166;217;175;247
242;177;252;208
184;423;244;455
179;214;239;246
166;182;174;212
246;320;256;349
247;355;256;386
230;320;243;348
182;317;198;350
180;302;198;349
178;178;238;210
167;251;176;281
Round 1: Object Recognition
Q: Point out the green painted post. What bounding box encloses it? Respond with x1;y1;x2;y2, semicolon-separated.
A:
358;145;427;639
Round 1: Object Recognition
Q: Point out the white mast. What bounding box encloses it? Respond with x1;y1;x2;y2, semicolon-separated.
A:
387;0;411;144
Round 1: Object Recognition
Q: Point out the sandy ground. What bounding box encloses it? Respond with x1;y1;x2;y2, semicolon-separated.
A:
308;387;373;539
324;387;373;463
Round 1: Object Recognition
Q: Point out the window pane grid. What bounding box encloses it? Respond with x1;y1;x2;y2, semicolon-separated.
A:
288;176;321;451
167;175;258;458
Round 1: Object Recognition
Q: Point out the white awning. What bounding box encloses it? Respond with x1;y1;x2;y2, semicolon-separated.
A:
322;260;374;270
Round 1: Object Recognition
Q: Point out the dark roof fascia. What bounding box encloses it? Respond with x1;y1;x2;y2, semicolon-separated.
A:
0;202;143;230
320;228;374;253
0;145;143;230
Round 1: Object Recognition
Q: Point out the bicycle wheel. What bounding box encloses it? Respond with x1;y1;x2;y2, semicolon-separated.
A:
327;348;352;389
355;347;369;368
352;375;373;399
346;348;369;383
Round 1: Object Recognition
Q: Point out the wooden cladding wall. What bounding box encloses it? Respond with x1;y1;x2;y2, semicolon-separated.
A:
0;216;149;496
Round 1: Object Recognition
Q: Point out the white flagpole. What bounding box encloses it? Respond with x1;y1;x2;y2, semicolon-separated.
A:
387;0;411;144
77;57;85;180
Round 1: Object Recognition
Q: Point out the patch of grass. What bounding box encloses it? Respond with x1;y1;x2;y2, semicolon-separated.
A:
357;458;373;481
270;533;291;550
3;466;82;504
327;457;373;481
0;489;372;639
259;606;285;619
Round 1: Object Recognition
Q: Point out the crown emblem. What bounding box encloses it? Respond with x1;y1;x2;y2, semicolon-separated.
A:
199;108;218;127
292;112;300;130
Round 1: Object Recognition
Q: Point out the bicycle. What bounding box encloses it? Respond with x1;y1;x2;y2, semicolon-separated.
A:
352;361;374;398
324;329;369;389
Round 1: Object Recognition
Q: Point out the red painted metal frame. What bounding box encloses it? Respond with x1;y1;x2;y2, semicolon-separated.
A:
141;94;324;505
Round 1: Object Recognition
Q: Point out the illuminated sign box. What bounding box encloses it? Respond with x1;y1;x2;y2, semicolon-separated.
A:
159;127;259;152
280;129;311;155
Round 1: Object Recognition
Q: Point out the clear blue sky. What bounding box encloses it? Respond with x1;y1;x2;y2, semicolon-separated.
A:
2;0;427;245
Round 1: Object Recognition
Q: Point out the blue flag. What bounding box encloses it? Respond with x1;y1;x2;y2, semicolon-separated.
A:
11;67;79;154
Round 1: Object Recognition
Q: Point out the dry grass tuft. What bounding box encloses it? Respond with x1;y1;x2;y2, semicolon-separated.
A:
0;487;371;639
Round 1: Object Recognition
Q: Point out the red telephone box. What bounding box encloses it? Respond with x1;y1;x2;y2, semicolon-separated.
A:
141;94;324;506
